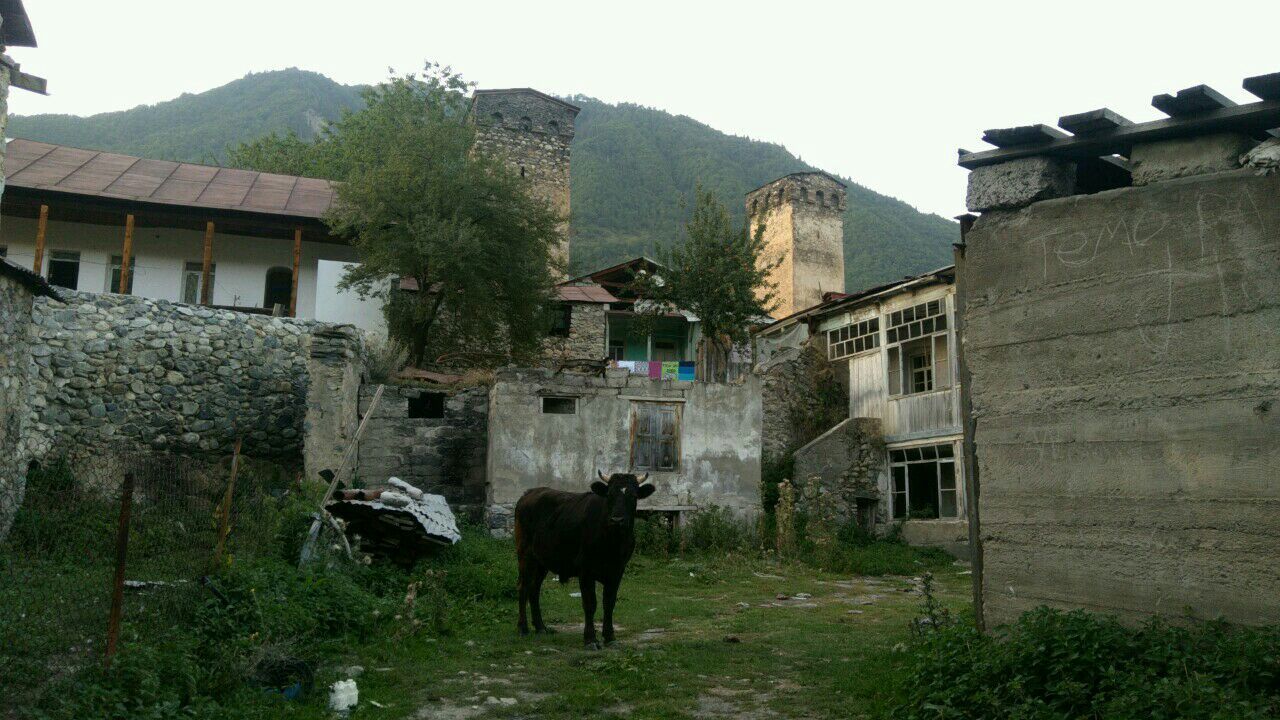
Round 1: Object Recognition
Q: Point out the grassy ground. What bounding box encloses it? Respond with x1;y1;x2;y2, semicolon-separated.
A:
337;548;970;719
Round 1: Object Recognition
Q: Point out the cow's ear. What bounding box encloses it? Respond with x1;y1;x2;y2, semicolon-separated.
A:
636;483;657;499
591;481;609;497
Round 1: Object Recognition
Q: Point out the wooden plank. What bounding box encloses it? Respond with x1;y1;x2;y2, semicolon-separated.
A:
31;203;48;273
1244;71;1280;101
119;214;134;294
289;226;302;318
104;472;135;669
200;221;214;305
1152;84;1236;117
981;124;1069;148
959;99;1280;169
1058;108;1133;136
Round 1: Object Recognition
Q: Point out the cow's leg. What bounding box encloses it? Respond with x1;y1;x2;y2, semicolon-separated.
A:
530;565;552;633
517;553;531;636
602;578;620;645
580;575;600;650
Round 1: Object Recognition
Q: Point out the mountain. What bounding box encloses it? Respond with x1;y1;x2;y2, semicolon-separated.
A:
8;69;956;290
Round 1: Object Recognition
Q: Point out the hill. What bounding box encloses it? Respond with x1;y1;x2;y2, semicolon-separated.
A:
8;69;956;290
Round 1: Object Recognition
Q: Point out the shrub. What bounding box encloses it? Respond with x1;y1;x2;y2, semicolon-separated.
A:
680;505;759;555
895;607;1280;719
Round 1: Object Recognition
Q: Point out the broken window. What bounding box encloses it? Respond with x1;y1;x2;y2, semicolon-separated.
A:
631;402;680;472
540;396;577;415
827;317;879;360
549;303;572;337
107;255;133;295
885;298;951;396
889;443;959;520
48;250;80;290
408;392;445;419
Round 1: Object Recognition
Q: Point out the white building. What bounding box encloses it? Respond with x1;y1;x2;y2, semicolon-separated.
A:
0;139;384;333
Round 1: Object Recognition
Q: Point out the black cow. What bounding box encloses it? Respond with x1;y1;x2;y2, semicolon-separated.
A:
513;471;656;649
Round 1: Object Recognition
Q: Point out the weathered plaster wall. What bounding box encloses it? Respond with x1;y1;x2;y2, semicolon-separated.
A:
963;169;1280;625
24;291;326;462
543;301;607;363
0;273;34;538
355;384;489;517
486;368;762;532
302;325;365;484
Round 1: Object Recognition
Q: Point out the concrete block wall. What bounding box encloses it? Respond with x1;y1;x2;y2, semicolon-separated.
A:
962;168;1280;625
0;273;34;539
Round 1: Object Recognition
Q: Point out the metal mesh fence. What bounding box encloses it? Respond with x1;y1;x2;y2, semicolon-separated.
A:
0;449;307;713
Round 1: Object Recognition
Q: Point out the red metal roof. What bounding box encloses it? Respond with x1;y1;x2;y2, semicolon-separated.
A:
4;139;338;220
555;283;618;304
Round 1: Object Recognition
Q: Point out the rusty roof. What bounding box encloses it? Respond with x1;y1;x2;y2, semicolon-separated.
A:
4;139;338;220
556;283;618;304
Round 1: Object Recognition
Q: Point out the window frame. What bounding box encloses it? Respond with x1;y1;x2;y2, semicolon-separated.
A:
630;401;681;472
827;315;880;361
47;250;81;290
889;443;959;521
884;296;952;397
106;254;134;295
540;396;577;415
549;303;572;338
181;261;215;305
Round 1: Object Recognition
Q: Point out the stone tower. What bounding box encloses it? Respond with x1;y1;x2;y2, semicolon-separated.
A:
746;172;847;319
470;88;580;277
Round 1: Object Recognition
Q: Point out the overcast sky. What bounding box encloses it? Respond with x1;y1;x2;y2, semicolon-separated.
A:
7;1;1278;218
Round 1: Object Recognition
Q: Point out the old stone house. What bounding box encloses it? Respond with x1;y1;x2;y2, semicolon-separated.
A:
754;266;967;554
957;72;1280;626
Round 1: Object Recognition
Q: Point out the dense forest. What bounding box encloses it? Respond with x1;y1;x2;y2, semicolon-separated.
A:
8;69;957;290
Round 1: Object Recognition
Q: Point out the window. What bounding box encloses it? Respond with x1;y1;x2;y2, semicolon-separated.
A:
889;443;958;520
548;120;560;134
47;251;80;290
540;396;577;415
490;112;503;125
519;165;526;178
408;392;445;419
181;262;215;305
608;340;625;362
519;116;533;131
885;298;950;396
549;303;572;337
816;190;825;207
827;317;879;360
106;255;134;295
631;402;679;472
263;266;292;311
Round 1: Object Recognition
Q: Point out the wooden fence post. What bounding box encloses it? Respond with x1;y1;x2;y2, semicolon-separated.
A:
211;439;243;570
104;472;135;669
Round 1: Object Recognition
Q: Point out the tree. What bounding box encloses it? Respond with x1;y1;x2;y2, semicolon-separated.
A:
228;63;563;366
636;187;779;381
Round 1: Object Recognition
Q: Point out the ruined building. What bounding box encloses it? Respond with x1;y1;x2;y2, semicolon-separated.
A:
957;72;1280;626
747;172;846;319
471;89;580;277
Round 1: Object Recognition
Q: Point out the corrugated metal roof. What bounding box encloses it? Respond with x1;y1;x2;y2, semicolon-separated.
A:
4;139;338;220
556;283;617;304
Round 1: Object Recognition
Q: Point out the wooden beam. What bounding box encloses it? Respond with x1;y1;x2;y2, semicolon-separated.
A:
959;99;1280;169
200;221;214;305
1057;108;1133;136
119;214;134;294
1244;71;1280;101
1152;84;1236;117
289;226;302;318
981;124;1069;149
31;203;48;273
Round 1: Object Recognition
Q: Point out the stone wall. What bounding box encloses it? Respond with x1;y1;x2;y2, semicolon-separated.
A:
0;272;34;538
355;384;489;517
759;342;847;459
543;301;607;363
962;163;1280;625
747;173;846;318
792;417;884;527
24;291;327;462
303;325;365;483
486;368;762;533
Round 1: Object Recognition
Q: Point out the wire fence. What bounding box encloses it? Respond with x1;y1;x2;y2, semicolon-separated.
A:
0;448;308;713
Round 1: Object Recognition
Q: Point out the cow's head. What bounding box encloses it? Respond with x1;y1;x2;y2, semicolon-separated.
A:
592;470;656;530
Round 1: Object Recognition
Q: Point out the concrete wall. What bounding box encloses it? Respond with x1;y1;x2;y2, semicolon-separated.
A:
486;368;762;532
355;384;489;517
0;272;33;538
963;169;1280;625
0;216;360;320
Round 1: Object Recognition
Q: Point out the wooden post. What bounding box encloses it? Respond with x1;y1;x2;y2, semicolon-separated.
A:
289;226;302;318
32;204;48;274
200;221;214;305
211;438;243;570
119;214;135;294
105;472;135;669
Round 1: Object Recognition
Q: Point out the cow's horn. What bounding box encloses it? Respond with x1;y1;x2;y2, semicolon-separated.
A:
597;470;608;481
638;473;650;484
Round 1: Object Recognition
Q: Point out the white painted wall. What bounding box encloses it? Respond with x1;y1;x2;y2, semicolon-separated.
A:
314;259;386;335
0;216;360;319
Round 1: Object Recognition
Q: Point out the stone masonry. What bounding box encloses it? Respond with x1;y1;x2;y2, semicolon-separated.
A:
747;172;846;319
792;417;885;527
543;301;607;363
0;270;36;538
355;384;489;519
